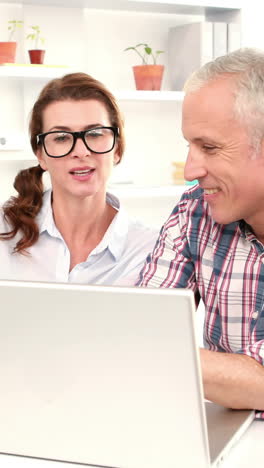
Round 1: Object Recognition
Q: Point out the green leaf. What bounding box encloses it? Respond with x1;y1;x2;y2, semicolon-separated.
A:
123;42;164;64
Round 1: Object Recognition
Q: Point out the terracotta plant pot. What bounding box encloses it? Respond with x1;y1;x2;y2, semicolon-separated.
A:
28;49;45;64
0;42;17;64
132;65;164;90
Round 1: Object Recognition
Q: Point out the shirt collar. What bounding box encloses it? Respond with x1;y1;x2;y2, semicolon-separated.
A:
37;189;129;261
90;192;129;261
37;189;62;239
238;219;259;242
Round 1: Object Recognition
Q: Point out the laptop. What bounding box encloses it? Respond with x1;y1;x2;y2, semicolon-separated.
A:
0;280;254;468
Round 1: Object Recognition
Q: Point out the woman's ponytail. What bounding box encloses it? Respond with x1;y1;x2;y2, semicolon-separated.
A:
0;164;45;253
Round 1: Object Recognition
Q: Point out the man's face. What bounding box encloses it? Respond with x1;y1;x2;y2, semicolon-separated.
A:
182;77;264;230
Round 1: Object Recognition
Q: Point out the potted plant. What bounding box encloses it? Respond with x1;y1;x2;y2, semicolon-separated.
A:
0;20;23;64
26;25;45;64
124;43;164;90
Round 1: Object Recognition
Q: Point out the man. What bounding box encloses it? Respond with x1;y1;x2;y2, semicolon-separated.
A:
137;48;264;416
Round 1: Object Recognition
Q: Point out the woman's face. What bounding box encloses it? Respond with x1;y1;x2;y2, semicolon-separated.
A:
36;99;120;201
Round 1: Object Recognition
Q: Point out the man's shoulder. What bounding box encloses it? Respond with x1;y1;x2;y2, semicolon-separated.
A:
178;183;204;203
169;184;205;218
166;185;239;241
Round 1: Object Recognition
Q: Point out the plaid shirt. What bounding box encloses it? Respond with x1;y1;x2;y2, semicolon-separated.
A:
137;184;264;419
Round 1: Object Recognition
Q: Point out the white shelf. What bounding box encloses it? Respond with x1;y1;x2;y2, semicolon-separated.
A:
108;183;188;199
116;90;184;101
0;154;35;162
82;0;242;15
1;0;242;14
0;64;73;79
0;67;184;101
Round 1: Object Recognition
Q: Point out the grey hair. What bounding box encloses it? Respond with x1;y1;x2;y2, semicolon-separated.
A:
184;48;264;152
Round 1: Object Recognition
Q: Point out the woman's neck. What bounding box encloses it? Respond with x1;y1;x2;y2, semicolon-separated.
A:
51;190;117;269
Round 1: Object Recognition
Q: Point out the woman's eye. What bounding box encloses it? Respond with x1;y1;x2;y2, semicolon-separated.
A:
54;133;70;142
88;130;103;138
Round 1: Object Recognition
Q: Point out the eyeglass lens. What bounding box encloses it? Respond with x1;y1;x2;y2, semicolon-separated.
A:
43;128;115;157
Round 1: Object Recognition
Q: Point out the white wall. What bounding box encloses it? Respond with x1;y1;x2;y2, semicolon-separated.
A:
0;1;263;215
241;1;264;48
0;3;203;204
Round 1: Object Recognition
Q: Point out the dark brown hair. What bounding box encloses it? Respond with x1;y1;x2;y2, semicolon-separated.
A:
0;72;125;253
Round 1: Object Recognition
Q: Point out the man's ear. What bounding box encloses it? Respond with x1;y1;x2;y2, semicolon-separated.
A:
36;149;48;171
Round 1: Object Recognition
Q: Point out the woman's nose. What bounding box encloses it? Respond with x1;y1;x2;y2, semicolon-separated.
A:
71;136;92;157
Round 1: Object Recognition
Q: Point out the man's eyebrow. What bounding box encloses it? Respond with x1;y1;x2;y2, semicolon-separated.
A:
185;136;218;144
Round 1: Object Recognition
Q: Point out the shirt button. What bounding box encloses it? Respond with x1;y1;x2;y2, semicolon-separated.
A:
252;311;259;319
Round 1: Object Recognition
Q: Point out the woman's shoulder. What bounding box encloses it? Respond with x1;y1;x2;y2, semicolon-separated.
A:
127;216;159;236
0;203;11;231
125;216;159;251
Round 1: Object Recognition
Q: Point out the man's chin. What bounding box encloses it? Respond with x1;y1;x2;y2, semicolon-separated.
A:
208;207;236;225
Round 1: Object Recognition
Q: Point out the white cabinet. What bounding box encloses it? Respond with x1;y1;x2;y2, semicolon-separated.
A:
0;0;242;204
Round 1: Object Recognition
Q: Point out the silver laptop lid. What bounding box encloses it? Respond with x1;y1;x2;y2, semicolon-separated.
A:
206;401;254;466
0;281;210;468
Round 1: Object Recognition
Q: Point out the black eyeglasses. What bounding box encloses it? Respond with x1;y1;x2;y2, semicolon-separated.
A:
36;126;119;158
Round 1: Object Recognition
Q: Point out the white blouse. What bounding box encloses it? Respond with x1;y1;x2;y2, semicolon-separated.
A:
0;190;158;286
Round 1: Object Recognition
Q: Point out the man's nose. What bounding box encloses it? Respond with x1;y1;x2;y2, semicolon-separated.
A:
184;148;207;182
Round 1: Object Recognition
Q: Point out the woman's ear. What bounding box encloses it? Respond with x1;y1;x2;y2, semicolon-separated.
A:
36;149;48;171
113;149;121;165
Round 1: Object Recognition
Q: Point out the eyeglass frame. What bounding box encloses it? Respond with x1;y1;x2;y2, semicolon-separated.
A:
36;126;119;158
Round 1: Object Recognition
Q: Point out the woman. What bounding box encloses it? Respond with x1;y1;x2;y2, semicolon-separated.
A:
0;72;157;285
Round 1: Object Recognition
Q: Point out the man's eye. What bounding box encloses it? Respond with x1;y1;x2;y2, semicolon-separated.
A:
203;145;217;152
